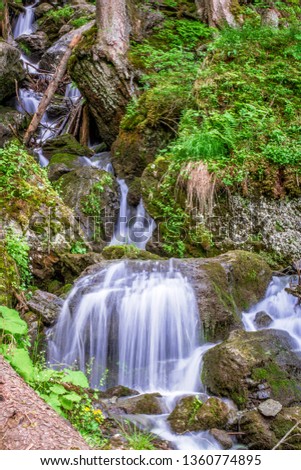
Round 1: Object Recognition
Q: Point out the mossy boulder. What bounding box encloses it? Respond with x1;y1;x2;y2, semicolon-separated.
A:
0;106;26;147
27;290;64;326
0;42;24;103
58;252;104;284
202;329;301;409
1;142;88;286
179;251;272;341
56;167;119;247
102;245;162;261
42;134;92;159
237;407;301;450
47;153;93;182
168;396;230;434
16;31;50;61
112;127;172;181
0;244;20;307
117;393;162;415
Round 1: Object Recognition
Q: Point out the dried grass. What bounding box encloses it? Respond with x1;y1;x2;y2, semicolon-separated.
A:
177;162;217;216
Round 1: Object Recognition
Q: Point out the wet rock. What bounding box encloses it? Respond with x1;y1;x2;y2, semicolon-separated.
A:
39;21;94;71
47;154;93;182
209;429;233;449
254;311;273;329
258;399;282;417
34;2;52;18
58;252;104;283
179;251;272;341
0;42;24;103
102;245;161;261
16;31;49;61
27;290;64;326
239;410;278;449
0;106;26;147
57;167;120;246
100;386;139;399
42;134;93;158
117;393;162;415
271;407;301;450
202;329;301;409
168;396;230;434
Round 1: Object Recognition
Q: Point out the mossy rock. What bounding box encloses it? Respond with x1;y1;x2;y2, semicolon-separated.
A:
118;393;162;415
57;167;119;246
202;329;301;409
102;245;162;260
271;407;301;450
179;251;271;342
42;134;93;159
238;410;278;450
0;42;24;103
47;153;93;181
168;396;230;434
0;106;27;147
0;244;20;307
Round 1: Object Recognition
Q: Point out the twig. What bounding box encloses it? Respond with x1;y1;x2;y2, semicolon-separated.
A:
272;421;300;450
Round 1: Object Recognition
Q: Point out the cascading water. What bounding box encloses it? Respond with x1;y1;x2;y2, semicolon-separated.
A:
65;83;81;102
48;259;221;449
110;179;156;249
243;275;301;350
13;4;36;38
48;260;201;391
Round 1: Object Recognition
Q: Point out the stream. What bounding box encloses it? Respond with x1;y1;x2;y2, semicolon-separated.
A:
12;2;301;451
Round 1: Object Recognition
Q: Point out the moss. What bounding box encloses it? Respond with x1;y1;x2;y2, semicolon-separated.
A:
0;244;20;307
102;245;162;260
42;134;93;159
252;364;301;404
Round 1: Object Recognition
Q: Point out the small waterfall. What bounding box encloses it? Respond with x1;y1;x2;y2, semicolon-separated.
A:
110;179;156;249
243;275;301;350
48;260;201;391
65;83;81;102
14;5;36;38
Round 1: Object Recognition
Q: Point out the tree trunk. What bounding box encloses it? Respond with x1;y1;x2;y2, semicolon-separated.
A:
0;0;12;40
23;34;81;146
96;0;129;60
195;0;237;28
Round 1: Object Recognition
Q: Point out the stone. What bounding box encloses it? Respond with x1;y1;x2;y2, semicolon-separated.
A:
57;167;120;246
210;429;233;449
16;31;49;61
117;393;163;415
0;42;24;103
0;245;20;308
42;133;93;158
27;290;64;326
0;106;26;147
100;386;139;399
34;2;52;18
255;311;273;329
102;245;161;261
202;329;301;409
258;399;282;417
39;21;94;71
168;396;230;434
238;410;278;449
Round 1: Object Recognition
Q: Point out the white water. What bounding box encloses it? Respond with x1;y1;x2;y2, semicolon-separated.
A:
242;275;301;350
13;4;36;38
110;179;156;249
48;260;221;449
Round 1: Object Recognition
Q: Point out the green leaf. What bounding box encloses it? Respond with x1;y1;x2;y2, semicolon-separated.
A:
49;384;68;395
5;348;35;382
63;369;89;388
59;392;81;411
0;307;28;336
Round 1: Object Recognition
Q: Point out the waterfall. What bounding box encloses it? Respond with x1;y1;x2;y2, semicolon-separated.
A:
48;260;201;391
110;179;156;249
65;83;81;102
13;5;36;38
243;275;301;350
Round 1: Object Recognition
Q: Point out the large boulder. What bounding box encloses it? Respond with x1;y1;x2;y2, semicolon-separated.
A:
57;167;120;247
0;42;24;103
117;393;163;415
42;134;92;158
168;396;230;434
179;251;272;341
39;21;94;71
16;31;50;61
27;290;64;326
202;329;301;409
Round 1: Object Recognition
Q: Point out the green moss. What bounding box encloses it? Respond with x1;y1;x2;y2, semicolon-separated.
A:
102;245;162;260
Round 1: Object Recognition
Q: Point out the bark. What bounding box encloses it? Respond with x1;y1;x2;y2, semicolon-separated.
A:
0;356;90;450
79;104;89;147
195;0;237;28
96;0;129;59
23;34;81;146
0;0;12;40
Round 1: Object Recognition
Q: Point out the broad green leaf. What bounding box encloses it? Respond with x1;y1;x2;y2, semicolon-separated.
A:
0;307;28;336
63;369;89;388
49;384;67;395
5;348;35;382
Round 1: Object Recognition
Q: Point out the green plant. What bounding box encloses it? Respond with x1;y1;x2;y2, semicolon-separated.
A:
119;420;156;450
71;16;90;28
70;241;87;254
5;230;31;289
45;5;74;23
